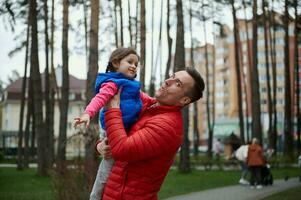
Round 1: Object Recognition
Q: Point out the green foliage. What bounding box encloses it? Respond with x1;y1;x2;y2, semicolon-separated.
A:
0;151;4;162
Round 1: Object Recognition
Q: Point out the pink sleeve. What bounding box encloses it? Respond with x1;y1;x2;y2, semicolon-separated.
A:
84;82;118;118
140;91;156;105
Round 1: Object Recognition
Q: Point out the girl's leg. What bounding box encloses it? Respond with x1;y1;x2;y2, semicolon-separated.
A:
249;166;256;186
89;158;114;200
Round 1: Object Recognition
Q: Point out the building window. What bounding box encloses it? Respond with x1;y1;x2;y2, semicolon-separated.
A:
277;75;284;81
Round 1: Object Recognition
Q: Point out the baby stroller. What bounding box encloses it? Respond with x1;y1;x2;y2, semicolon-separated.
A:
261;164;273;185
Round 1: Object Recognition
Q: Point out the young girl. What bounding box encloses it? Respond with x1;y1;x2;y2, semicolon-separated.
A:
74;47;142;200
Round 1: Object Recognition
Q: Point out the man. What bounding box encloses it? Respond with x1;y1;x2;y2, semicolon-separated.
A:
97;67;205;200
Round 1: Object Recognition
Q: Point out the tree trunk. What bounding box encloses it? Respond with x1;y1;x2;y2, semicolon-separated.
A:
175;0;190;173
85;0;99;188
49;0;56;166
231;0;245;144
43;0;52;169
114;0;119;47
140;0;146;91
242;0;252;143
283;0;294;159
294;0;300;156
165;0;172;79
251;0;262;144
262;0;273;151
119;0;124;46
268;0;277;153
128;0;132;46
134;0;139;50
29;0;47;176
149;0;155;97
57;0;69;167
24;75;32;168
189;0;199;156
283;0;294;157
17;12;30;170
83;0;89;66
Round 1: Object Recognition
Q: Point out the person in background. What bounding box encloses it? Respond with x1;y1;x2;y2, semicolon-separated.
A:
247;138;265;189
235;142;250;185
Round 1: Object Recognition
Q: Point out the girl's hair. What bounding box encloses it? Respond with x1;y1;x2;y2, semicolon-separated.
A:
106;47;140;73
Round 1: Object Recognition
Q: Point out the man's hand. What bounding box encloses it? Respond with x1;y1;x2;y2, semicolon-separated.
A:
104;87;122;109
74;113;90;128
97;138;112;159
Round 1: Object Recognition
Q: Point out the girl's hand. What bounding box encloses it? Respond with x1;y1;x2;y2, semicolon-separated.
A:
74;113;90;128
97;138;112;159
105;87;122;109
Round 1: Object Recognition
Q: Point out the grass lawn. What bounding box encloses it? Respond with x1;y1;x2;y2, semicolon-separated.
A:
158;167;301;199
0;166;300;200
0;167;54;200
262;185;301;200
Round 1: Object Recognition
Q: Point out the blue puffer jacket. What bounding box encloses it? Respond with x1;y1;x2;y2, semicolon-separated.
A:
95;72;142;130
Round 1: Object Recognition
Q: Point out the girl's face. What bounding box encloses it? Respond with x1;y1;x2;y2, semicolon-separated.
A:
113;54;139;79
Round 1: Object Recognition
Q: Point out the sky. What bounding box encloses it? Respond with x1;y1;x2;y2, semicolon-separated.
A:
0;0;238;88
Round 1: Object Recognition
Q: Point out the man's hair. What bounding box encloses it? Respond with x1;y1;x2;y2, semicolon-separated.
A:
106;47;140;73
185;67;205;102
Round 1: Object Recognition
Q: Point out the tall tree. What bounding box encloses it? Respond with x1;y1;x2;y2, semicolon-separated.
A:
140;0;146;90
114;0;119;47
242;0;252;143
29;0;47;176
149;0;155;96
85;0;99;186
189;0;199;156
127;0;133;46
43;0;53;168
231;0;245;144
268;0;278;153
294;0;300;155
262;0;273;152
165;0;172;79
17;10;30;170
283;0;294;159
251;0;262;144
118;0;124;46
57;0;69;166
134;0;139;50
24;73;32;168
175;0;190;173
49;0;56;166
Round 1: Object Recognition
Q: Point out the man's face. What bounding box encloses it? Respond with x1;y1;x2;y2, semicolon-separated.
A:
155;71;195;106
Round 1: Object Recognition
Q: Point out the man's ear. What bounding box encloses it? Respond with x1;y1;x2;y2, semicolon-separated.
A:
180;96;191;106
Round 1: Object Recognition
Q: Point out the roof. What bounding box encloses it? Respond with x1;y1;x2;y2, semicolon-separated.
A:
5;72;86;93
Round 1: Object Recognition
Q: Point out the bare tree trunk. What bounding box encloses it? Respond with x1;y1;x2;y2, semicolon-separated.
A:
83;0;89;66
49;0;56;165
268;0;278;153
251;0;262;144
29;0;47;176
262;0;273;151
283;0;294;159
128;0;132;46
149;0;155;96
43;0;52;169
134;0;139;50
189;0;199;156
231;0;245;144
294;0;300;155
165;0;172;79
57;0;69;167
119;0;124;46
242;0;252;143
140;0;146;90
24;75;32;168
17;11;30;170
114;0;119;47
85;0;99;188
175;0;190;173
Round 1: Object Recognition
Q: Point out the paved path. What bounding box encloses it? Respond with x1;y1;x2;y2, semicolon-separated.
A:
165;177;301;200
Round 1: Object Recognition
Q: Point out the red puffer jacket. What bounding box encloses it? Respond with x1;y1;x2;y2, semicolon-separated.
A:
247;144;264;167
102;93;183;200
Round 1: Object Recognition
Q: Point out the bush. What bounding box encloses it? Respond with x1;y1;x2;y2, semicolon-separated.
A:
0;151;4;162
